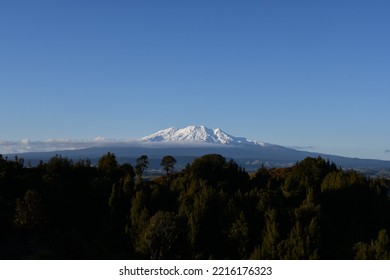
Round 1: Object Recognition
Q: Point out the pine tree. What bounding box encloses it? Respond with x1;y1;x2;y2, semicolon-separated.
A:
14;190;46;229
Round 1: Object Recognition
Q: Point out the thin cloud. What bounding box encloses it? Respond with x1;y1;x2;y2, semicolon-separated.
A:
0;137;238;154
0;138;139;154
385;150;390;153
289;145;316;151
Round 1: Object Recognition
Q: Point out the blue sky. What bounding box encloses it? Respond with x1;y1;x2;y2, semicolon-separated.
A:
1;0;389;160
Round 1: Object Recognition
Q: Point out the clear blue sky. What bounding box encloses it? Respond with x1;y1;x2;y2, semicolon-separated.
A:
1;0;389;160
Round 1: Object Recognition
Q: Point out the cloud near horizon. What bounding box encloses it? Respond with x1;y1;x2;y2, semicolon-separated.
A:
0;138;139;154
289;145;316;151
0;137;225;155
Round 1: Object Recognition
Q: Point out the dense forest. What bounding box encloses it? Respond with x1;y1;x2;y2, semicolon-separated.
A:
1;153;390;260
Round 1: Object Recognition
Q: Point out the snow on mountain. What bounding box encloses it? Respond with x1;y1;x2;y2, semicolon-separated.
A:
140;125;266;147
0;126;267;154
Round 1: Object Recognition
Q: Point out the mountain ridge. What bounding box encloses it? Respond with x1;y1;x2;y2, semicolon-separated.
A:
140;125;266;147
3;125;390;176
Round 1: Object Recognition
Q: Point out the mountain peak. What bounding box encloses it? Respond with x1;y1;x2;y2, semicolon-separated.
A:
140;125;266;146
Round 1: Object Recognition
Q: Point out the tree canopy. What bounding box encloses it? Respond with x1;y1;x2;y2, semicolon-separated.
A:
0;153;389;260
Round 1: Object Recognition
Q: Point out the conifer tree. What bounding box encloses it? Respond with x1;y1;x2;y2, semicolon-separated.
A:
254;208;280;259
14;190;46;229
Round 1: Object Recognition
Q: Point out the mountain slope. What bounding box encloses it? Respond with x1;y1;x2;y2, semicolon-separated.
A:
140;125;266;146
4;125;390;175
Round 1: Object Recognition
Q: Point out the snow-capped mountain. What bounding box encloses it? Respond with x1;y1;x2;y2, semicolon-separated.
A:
140;125;266;147
5;125;390;173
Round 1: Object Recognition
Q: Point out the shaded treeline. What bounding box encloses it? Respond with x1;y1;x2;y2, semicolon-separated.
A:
0;153;390;259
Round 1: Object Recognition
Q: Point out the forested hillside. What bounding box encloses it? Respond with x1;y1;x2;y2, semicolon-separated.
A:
1;153;389;259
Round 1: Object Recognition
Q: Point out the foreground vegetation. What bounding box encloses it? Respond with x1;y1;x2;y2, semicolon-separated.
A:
1;153;390;259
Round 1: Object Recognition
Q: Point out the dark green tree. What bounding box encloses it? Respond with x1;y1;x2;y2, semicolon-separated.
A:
14;190;46;229
160;155;177;178
108;183;124;214
139;211;180;259
251;208;280;259
135;155;149;186
228;211;249;258
190;154;227;187
355;229;390;259
98;152;118;173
